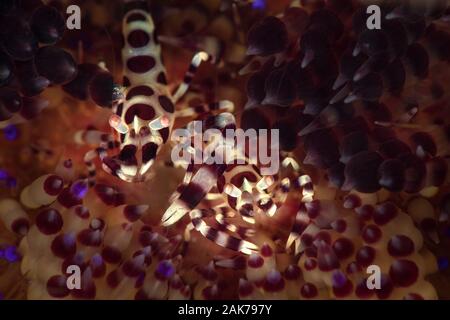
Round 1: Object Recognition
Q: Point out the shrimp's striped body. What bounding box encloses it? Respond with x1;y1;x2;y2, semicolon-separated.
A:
78;1;217;184
102;4;174;182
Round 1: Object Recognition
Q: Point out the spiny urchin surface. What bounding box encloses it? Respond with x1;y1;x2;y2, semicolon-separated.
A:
0;0;450;300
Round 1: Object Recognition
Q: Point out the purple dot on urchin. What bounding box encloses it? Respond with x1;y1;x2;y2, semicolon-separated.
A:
252;0;266;10
156;260;175;279
3;124;19;141
4;245;21;263
0;292;4;300
438;257;449;271
0;169;8;180
331;270;347;287
90;253;103;266
70;180;88;199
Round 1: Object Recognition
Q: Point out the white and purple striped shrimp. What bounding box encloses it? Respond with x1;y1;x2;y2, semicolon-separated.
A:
162;127;314;254
77;0;222;185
